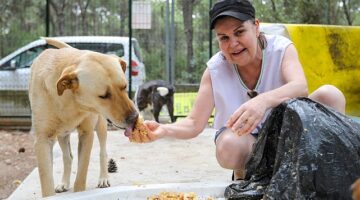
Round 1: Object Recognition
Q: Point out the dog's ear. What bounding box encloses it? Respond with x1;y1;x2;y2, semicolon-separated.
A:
56;72;79;96
108;55;127;73
119;58;127;72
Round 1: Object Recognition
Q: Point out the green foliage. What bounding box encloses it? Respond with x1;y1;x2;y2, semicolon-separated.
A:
0;0;44;57
1;0;359;85
143;47;166;81
252;0;360;25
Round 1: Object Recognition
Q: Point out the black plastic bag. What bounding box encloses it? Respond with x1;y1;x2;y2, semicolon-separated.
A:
225;98;360;200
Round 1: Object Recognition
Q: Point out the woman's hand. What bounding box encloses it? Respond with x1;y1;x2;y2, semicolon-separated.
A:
226;95;267;136
126;120;166;143
140;120;166;142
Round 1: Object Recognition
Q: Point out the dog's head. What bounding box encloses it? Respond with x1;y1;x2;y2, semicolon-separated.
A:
56;51;138;129
135;85;152;111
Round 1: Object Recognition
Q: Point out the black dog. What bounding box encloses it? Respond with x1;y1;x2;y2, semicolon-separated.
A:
135;80;176;123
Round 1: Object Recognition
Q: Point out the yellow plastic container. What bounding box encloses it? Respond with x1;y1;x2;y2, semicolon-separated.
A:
285;24;360;116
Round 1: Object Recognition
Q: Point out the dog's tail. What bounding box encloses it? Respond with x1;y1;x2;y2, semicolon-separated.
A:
42;37;72;49
157;87;169;97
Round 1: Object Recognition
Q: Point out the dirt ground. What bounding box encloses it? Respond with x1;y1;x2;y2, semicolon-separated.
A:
0;130;36;200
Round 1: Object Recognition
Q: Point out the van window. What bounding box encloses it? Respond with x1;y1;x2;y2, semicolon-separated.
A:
68;43;125;57
1;46;46;70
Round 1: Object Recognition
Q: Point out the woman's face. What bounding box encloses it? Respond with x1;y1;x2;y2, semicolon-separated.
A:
214;17;260;67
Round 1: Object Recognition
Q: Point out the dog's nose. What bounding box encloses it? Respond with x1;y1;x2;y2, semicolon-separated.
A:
125;111;139;129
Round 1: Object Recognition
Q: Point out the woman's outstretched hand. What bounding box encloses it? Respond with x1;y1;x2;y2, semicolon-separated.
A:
142;120;164;142
125;119;164;143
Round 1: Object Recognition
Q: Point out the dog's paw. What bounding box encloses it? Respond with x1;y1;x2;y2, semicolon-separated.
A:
55;183;69;193
97;178;110;188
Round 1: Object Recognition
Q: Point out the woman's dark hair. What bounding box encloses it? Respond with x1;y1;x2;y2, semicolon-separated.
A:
258;32;267;49
249;19;267;49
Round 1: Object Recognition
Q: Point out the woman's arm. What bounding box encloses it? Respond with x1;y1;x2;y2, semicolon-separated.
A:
260;43;308;107
145;68;215;140
227;44;308;135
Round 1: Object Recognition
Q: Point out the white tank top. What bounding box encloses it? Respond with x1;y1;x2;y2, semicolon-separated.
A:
207;34;292;132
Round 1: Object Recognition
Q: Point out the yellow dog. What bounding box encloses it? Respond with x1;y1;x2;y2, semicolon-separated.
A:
29;38;138;197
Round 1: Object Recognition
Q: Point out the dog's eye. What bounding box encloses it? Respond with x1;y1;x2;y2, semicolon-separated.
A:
99;91;111;99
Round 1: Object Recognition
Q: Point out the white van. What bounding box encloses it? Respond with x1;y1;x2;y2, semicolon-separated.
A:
0;36;146;118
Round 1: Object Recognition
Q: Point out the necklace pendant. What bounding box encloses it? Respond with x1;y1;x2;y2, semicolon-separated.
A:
247;90;258;98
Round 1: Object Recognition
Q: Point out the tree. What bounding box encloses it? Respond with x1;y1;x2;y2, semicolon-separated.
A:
49;0;69;36
75;0;91;34
178;0;200;83
341;0;354;25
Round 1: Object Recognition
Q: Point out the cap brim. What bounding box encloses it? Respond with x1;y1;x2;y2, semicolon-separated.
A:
211;11;252;29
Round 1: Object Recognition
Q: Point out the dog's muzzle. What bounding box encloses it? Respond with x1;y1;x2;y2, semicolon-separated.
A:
107;111;138;133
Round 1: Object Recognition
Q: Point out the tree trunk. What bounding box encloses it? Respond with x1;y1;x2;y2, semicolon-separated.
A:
179;0;200;83
341;0;353;25
49;0;69;36
77;0;91;35
269;0;280;21
117;1;128;36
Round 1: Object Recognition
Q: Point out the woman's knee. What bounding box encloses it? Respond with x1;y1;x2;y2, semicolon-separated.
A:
216;133;236;168
309;84;346;114
215;129;255;169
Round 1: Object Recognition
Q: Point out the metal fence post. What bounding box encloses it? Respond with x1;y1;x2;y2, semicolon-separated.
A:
209;0;213;59
128;0;133;98
46;0;50;37
170;0;175;85
165;0;170;84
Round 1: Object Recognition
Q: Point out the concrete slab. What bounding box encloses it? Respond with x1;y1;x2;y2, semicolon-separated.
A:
8;128;232;200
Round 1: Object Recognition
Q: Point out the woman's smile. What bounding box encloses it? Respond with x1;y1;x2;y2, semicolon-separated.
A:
232;48;247;56
230;48;248;62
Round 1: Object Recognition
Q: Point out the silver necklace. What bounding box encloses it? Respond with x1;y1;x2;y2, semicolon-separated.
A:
233;49;265;98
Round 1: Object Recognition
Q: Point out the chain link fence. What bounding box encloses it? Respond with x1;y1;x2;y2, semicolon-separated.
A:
0;0;216;127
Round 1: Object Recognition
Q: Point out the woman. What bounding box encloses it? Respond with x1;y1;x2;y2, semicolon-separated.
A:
131;0;346;180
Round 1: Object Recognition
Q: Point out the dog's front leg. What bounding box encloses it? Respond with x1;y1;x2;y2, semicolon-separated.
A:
95;116;110;188
74;126;94;192
34;136;56;197
55;134;72;193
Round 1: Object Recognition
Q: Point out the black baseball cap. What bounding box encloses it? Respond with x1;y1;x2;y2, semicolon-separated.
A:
210;0;255;29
